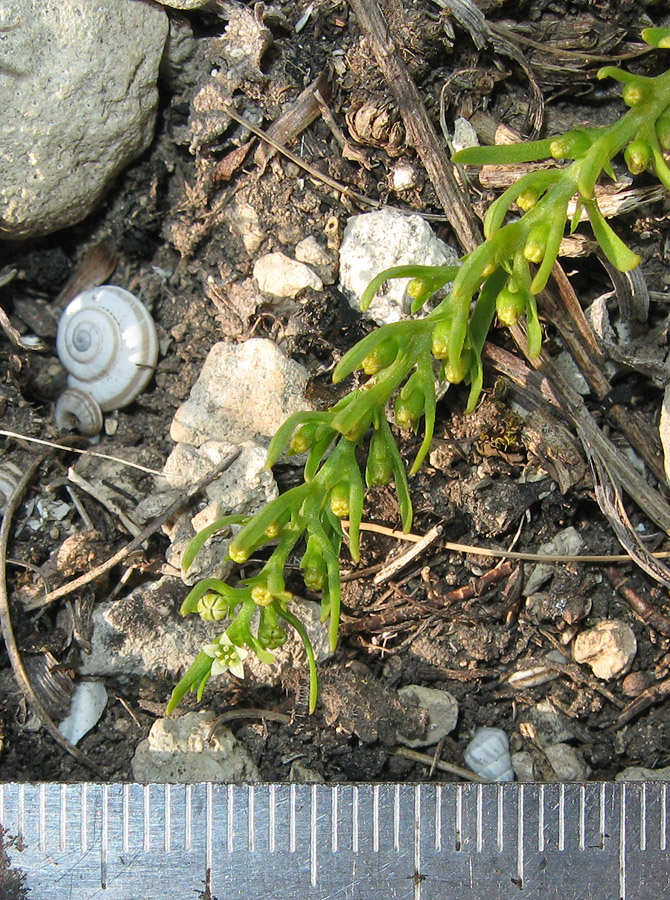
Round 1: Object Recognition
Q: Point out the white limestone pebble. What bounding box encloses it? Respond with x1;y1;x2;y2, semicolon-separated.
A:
573;619;637;680
253;252;323;298
132;712;260;783
338;210;459;325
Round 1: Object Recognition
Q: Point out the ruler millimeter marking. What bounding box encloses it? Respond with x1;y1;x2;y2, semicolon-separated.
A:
1;782;669;899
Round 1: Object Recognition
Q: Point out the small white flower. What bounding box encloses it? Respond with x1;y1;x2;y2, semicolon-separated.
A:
203;634;248;680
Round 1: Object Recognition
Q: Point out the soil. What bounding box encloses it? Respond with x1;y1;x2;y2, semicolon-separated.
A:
2;0;670;784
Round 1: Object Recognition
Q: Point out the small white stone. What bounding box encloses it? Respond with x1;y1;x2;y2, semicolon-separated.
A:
253;252;323;298
295;236;333;268
132;712;260;783
573;619;637;680
396;685;458;748
389;163;420;192
59;681;108;746
338;210;459;325
545;744;591;781
225;200;267;254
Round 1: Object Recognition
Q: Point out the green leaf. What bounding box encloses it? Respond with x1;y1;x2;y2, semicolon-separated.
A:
182;514;249;573
584;199;641;272
275;604;319;713
359;265;457;313
483;170;562;238
453;140;554;165
641;28;670;49
166;651;213;714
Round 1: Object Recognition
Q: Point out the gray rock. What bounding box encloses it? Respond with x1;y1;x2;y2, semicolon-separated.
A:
295;236;337;284
78;577;217;678
132;712;260;783
511;744;591;782
396;685;458;748
338;210;459;325
523;527;584;596
253;252;323;298
159;440;278;583
79;577;331;695
0;0;168;238
170;339;312;447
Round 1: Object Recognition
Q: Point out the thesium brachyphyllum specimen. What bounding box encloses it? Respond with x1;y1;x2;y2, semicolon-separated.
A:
167;28;670;715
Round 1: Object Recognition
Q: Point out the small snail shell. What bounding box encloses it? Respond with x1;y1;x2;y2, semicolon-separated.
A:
56;286;159;412
55;388;104;436
0;461;23;514
464;727;515;782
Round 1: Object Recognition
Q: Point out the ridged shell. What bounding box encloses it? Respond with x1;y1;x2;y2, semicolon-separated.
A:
56;286;158;412
54;388;104;436
464;727;515;782
0;461;22;514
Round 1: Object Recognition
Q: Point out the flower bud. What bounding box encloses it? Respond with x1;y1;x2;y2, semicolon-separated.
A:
656;109;670;151
406;277;434;303
290;423;318;454
622;82;647;107
251;584;274;607
361;339;397;375
516;188;539;211
329;482;350;518
624;139;651;175
395;387;424;431
301;540;327;590
523;225;548;263
366;429;393;486
550;130;591;160
444;351;470;385
258;608;287;649
197;593;229;622
431;320;451;359
228;545;249;564
496;286;527;326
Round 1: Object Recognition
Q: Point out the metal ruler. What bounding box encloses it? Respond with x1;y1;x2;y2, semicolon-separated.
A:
1;781;669;899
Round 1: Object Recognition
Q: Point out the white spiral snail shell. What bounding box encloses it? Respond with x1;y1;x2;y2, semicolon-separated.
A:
464;726;515;782
54;387;105;436
56;286;159;413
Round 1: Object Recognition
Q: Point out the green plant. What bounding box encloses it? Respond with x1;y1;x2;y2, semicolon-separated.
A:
167;27;670;715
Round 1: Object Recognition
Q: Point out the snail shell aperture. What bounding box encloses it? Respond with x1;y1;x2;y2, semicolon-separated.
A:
54;387;104;436
56;286;159;412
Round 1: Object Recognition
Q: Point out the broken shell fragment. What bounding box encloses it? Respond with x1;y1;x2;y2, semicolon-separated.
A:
464;726;515;782
0;461;22;514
